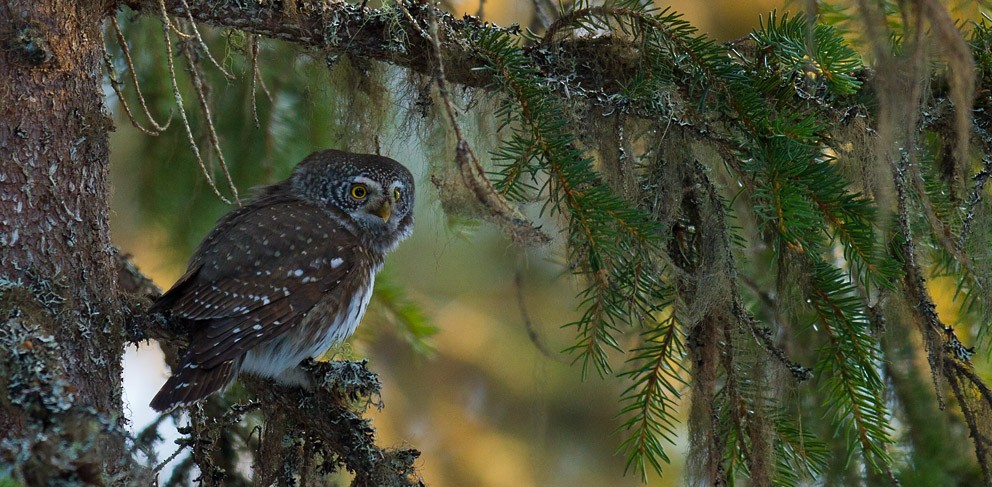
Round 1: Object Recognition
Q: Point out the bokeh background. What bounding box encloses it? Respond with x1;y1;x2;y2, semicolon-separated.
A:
102;1;927;485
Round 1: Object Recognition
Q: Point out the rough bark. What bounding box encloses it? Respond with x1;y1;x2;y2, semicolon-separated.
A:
0;0;132;483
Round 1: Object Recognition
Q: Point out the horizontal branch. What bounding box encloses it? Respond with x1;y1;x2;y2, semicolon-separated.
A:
125;0;504;88
123;0;655;95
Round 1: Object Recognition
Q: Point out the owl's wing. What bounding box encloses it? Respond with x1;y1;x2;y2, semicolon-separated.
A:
152;198;363;368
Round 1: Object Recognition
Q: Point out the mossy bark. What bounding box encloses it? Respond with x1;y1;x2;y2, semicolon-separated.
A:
0;0;133;484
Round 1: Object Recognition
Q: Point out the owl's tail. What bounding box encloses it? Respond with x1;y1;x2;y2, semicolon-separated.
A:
150;358;236;412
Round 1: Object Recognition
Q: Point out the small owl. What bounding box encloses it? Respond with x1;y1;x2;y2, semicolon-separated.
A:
149;149;414;411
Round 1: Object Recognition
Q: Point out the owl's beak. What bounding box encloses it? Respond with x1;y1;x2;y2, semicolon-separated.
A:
373;199;392;222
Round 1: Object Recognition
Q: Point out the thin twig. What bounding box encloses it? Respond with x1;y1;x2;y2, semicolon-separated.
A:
127;408;171;467
960;154;992;248
426;15;549;245
248;34;279;183
740;274;783;326
514;264;566;362
154;437;190;473
946;369;992;486
947;358;992;411
102;41;162;136
736;301;812;382
254;48;274;104
696;160;812;382
179;0;235;80
541;6;645;46
249;35;261;128
894;150;948;409
179;27;241;205
260;89;280;183
158;0;232;205
110;16;173;132
157;2;194;39
909;163;979;276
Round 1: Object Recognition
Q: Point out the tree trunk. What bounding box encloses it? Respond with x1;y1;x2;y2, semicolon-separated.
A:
0;0;131;483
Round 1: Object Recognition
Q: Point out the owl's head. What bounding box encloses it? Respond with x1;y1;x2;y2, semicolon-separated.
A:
291;149;415;253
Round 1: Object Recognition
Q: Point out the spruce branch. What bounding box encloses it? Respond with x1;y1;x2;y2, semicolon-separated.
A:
472;23;666;377
615;315;684;479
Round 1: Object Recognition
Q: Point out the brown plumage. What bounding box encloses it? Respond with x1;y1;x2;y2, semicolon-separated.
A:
149;150;414;411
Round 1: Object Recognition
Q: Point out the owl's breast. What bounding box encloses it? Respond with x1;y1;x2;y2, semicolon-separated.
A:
301;260;380;358
238;252;382;381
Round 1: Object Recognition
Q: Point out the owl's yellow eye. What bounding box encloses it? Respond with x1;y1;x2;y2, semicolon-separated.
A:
393;188;401;201
350;184;368;199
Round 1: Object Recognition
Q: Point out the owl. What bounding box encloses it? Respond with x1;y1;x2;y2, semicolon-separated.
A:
149;149;415;412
